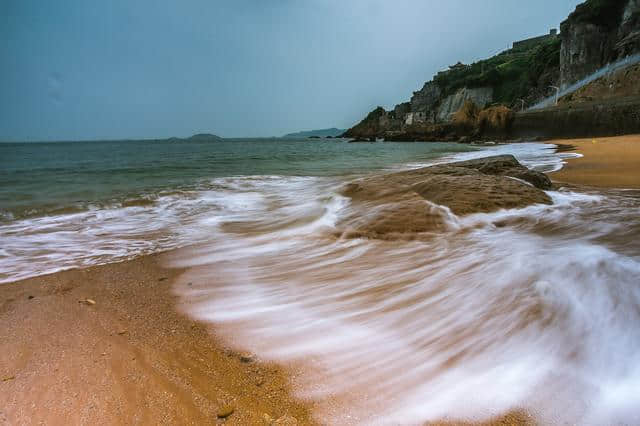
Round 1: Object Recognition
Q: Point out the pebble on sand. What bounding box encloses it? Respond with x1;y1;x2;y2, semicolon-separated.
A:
216;404;235;418
274;414;298;425
239;353;254;363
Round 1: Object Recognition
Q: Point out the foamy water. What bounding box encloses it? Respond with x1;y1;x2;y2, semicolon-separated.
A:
4;141;638;424
165;145;640;425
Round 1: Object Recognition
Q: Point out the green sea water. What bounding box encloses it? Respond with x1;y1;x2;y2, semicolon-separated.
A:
0;138;476;221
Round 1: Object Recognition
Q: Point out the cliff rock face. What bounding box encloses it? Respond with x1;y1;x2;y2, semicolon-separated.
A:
560;0;639;88
436;87;493;122
342;107;403;138
345;0;640;141
410;82;442;113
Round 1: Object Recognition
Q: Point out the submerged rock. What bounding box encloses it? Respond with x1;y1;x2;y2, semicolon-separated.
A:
338;155;552;239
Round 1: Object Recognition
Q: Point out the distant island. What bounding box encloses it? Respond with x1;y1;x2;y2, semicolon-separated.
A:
167;133;224;142
282;128;346;139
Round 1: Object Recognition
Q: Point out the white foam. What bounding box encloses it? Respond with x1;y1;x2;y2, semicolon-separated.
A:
174;186;640;425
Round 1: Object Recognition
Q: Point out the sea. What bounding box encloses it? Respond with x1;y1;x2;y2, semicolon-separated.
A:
2;137;640;424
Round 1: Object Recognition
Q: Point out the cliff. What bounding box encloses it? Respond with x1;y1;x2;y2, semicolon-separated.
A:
345;0;640;141
560;0;639;88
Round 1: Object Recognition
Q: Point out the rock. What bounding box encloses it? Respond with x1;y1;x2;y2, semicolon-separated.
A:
450;155;552;189
338;155;552;239
217;405;235;418
158;277;168;282
27;295;34;300
437;87;493;122
2;375;15;382
117;329;128;335
239;353;254;363
274;415;298;425
82;299;96;305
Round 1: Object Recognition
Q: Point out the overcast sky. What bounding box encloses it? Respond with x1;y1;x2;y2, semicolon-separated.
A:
1;0;582;141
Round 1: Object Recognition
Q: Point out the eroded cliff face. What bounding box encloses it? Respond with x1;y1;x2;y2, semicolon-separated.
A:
436;87;493;122
345;0;640;141
410;82;442;113
560;0;639;88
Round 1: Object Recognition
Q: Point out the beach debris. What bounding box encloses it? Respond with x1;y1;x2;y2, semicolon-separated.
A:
27;295;34;300
274;414;298;425
216;404;235;418
239;353;254;363
117;329;128;335
79;298;96;305
158;277;168;282
2;376;15;382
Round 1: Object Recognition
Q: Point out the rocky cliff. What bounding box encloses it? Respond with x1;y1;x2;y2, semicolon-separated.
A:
345;0;640;141
560;0;640;88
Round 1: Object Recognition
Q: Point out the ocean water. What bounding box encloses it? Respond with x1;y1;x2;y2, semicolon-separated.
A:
3;138;640;425
0;138;477;282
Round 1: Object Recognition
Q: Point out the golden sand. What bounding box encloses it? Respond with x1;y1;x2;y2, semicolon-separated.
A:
550;134;640;189
0;254;314;425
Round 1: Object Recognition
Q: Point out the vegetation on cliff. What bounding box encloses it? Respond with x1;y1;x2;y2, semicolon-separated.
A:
343;107;386;138
345;0;640;141
433;37;560;105
563;0;628;30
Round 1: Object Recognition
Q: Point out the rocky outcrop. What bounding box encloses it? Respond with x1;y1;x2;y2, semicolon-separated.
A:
449;155;552;189
344;0;640;142
410;82;442;113
337;155;552;239
436;87;493;122
342;107;388;139
560;0;639;88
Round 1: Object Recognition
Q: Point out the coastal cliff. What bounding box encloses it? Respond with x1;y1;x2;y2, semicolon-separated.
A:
560;0;639;87
345;0;640;142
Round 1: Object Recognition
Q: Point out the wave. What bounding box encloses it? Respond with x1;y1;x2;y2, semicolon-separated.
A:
171;185;640;425
3;141;639;423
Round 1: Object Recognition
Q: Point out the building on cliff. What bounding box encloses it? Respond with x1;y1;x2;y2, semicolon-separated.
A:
345;0;640;141
512;29;558;50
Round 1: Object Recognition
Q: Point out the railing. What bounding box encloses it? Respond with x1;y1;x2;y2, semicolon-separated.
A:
527;52;640;111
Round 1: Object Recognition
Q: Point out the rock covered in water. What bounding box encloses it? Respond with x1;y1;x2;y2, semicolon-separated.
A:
338;155;552;239
447;155;552;189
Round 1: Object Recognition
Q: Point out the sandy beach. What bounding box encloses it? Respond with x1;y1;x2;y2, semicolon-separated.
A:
550;134;640;188
2;142;637;425
0;253;538;426
0;254;314;425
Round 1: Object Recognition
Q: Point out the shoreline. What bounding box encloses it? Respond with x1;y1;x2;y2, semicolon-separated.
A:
0;251;539;426
2;139;635;424
0;253;315;425
550;134;640;189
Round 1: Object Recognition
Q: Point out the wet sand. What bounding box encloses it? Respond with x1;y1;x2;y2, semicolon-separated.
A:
550;134;640;188
0;254;314;425
0;252;538;425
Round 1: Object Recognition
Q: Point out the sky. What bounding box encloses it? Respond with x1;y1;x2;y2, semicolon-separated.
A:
1;0;583;141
